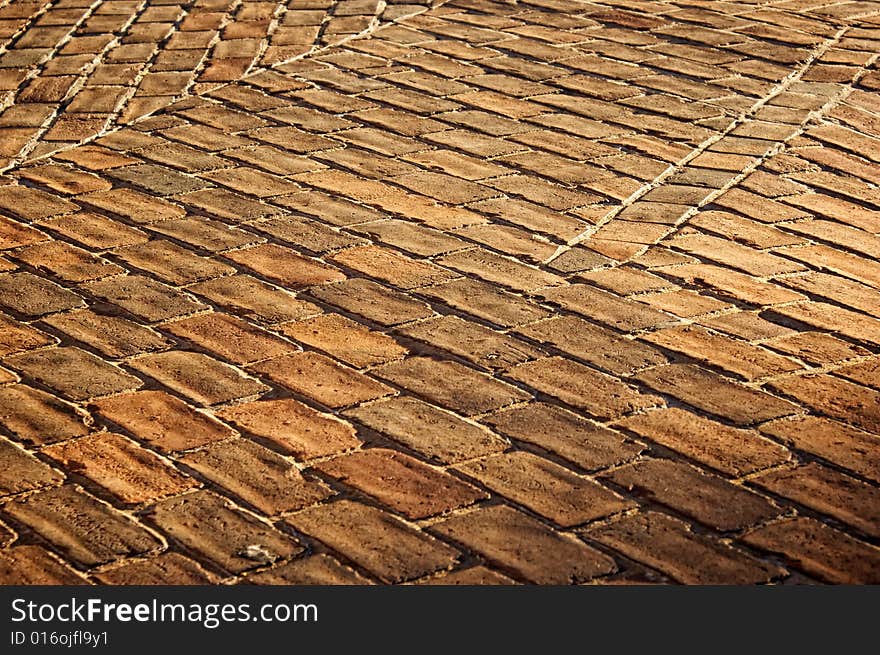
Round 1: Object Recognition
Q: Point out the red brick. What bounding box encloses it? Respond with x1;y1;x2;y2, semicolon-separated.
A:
0;185;78;220
768;374;880;435
587;512;784;584
131;351;267;406
769;301;880;347
741;517;880;584
189;274;321;325
752;462;879;538
437;248;564;293
420;278;550;328
604;459;779;531
316;448;486;519
13;241;122;283
0;313;54;356
225;244;346;288
375;356;530;416
288;500;459;583
0;215;49;250
0;545;87;584
0;384;90;446
17;164;112;195
92;390;235;453
346;396;507;464
4;485;161;567
79;188;186;224
433;504;615;584
95;552;217;585
180;438;331;515
114;240;235;285
615;408;791;477
279;313;406;368
8;346;142;401
244;554;372;585
330;245;457;289
43;310;171;358
165;312;298;365
251;352;393;409
458;452;632;527
148;490;303;573
0;437;63;495
542;284;677;332
84;275;208;322
0;272;85;317
37;211;148;250
216;398;360;460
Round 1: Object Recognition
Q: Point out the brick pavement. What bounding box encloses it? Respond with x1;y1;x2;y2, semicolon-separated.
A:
0;0;879;585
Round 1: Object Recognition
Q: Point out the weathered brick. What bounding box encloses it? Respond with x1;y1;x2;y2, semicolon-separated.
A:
251;352;393;409
420;277;550;328
18;164;112;195
0;272;84;317
43;310;171;358
437;248;564;293
0;545;87;584
95;552;217;585
180;438;331;515
316;448;486;519
741;517;880;584
0;215;49;250
7;346;142;401
13;241;122;283
0;185;78;221
165;312;298;365
635;364;798;425
331;245;457;289
224;244;346;289
0;384;90;445
0;437;63;495
615;408;790;477
92;390;235;452
768;301;880;347
288;500;459;583
0;313;54;356
280;313;406;368
433;504;615;584
37;212;148;250
84;275;208;322
587;512;785;584
604;459;779;531
148;490;302;574
375;356;529;416
131;351;267;406
114;240;235;285
244;554;372;585
418;566;516;585
768;374;880;435
216;398;360;460
4;485;161;567
542;284;677;332
79;188;186;224
189;274;320;325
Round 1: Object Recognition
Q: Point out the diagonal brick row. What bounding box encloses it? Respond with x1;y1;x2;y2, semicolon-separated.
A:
0;0;879;585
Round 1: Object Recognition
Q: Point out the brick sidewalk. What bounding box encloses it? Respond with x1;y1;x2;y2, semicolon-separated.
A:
0;0;879;584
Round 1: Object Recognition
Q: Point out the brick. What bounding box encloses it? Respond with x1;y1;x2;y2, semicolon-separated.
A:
459;451;631;527
752;462;879;538
0;437;63;495
517;316;668;376
189;274;320;325
80;189;186;224
4;485;160;567
43;432;195;504
224;244;346;288
0;185;78;221
18;164;112;195
83;275;208;322
37;212;148;250
769;301;880;347
316;448;486;519
131;351;267;406
783;272;880;319
0;272;85;317
418;566;516;585
0;215;49;250
331;245;457;289
95;552;217;585
92;390;235;453
835;359;880;390
350;220;466;258
437;248;564;293
0;384;90;446
309;278;434;326
179;188;278;222
433;504;615;584
0;313;54;356
669;231;804;277
542;284;676;332
250;216;363;254
13;241;122;283
43;310;171;358
643;325;800;381
244;554;372;585
375;357;529;416
484;402;642;471
149;217;261;252
768;332;869;366
471;197;589;241
114;240;235;285
0;545;87;584
587;512;784;584
616;408;790;477
180;439;330;515
741;518;880;584
768;374;880;435
398;315;542;371
420;278;549;328
605;459;779;531
280;313;406;368
288;500;458;583
635;364;798;426
216;397;359;460
7;346;141;401
508;357;661;420
165;313;297;365
148;491;302;574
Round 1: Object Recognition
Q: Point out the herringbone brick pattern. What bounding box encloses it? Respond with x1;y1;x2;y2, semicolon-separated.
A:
0;0;878;585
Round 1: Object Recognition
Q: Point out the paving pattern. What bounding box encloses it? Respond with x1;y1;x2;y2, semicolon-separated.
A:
0;0;879;585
